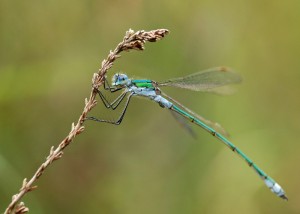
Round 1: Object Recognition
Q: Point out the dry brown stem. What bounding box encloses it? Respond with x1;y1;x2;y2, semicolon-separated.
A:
4;28;169;214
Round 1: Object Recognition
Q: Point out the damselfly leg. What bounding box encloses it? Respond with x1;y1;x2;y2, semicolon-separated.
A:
86;76;132;124
93;77;128;109
96;88;128;110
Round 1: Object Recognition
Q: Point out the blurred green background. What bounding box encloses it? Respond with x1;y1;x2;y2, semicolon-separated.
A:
1;0;299;213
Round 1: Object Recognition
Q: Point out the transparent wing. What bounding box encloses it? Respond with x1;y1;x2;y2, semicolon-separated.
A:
162;92;230;137
170;110;197;139
158;67;242;92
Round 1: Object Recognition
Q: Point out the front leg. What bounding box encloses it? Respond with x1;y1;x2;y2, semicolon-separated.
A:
85;93;134;125
103;78;122;92
96;88;128;110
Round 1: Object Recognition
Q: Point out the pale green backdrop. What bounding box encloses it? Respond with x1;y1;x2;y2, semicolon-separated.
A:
0;0;299;213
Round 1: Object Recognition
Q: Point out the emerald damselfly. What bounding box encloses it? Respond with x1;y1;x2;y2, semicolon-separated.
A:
86;67;287;200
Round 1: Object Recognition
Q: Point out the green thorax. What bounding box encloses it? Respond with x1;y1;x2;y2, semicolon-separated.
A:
131;79;154;88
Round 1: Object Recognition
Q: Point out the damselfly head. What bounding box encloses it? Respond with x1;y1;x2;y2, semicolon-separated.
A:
112;73;130;87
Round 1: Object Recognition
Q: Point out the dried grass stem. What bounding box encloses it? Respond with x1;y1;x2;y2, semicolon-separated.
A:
4;28;169;214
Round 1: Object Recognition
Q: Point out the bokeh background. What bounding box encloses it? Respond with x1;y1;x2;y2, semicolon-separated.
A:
1;0;299;213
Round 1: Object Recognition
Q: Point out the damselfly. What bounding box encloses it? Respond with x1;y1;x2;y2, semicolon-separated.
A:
86;67;287;200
